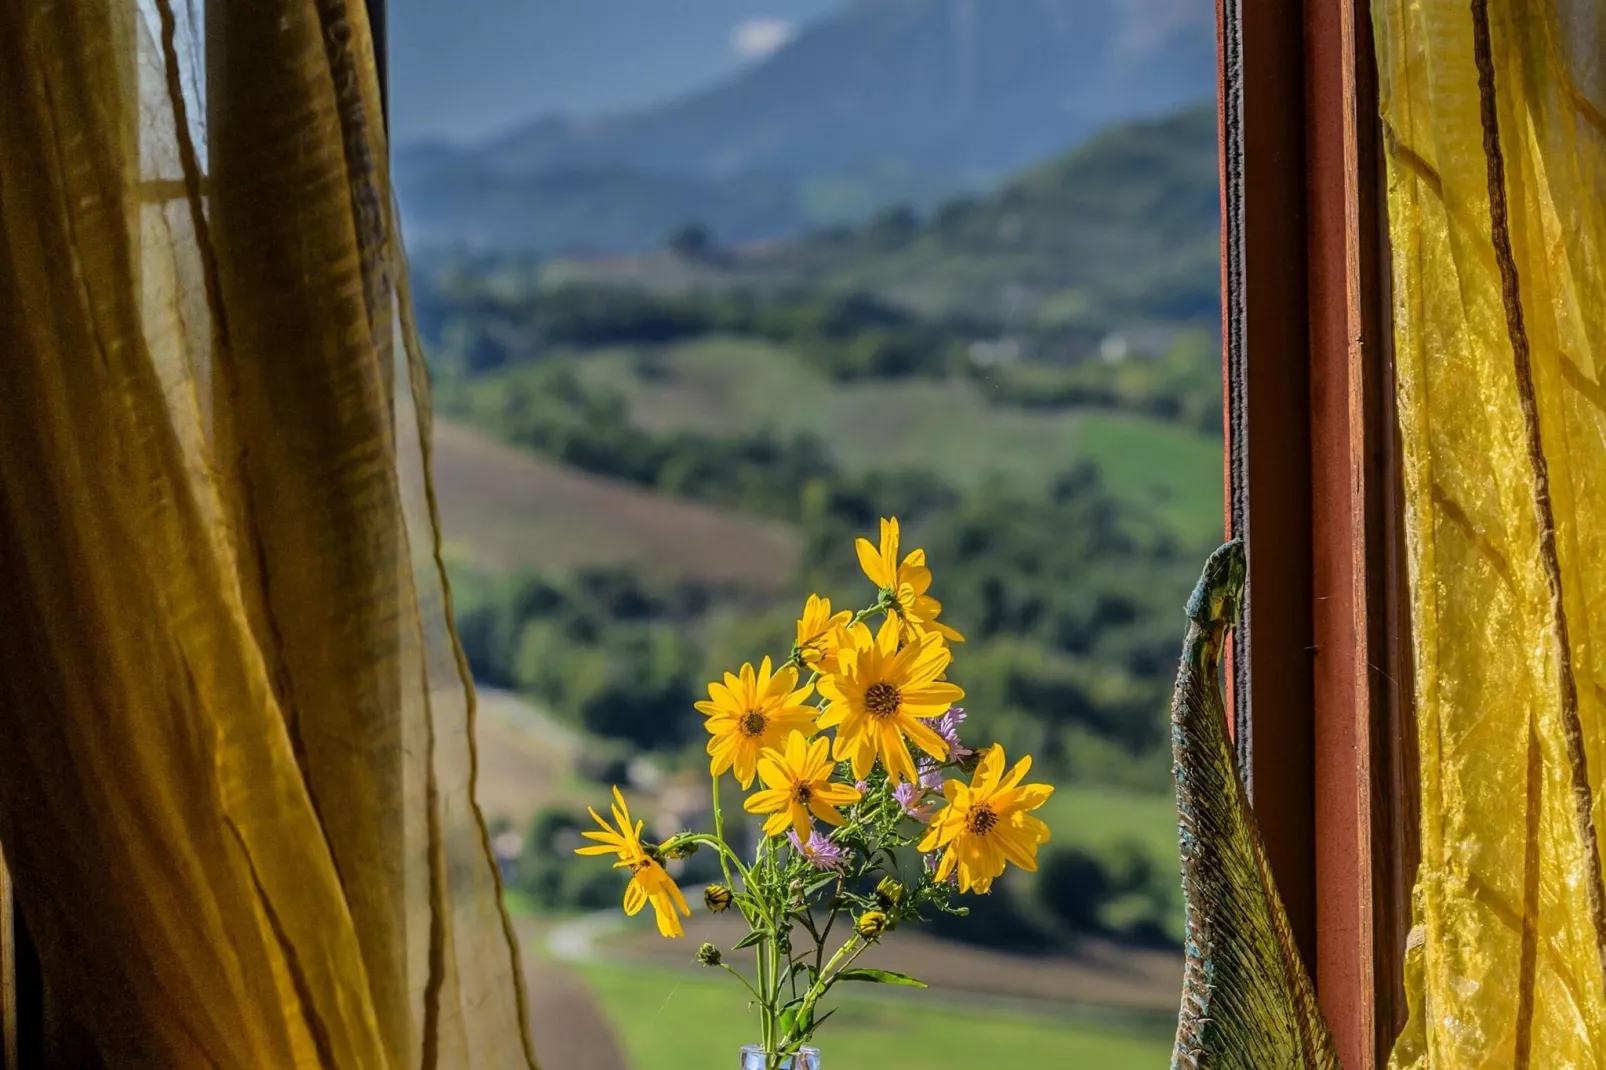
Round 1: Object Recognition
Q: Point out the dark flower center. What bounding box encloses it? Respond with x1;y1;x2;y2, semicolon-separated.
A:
965;805;999;836
865;682;901;719
792;784;813;805
740;711;768;736
629;858;653;874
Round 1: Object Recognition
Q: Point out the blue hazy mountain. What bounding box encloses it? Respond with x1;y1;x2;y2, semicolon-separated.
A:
389;0;842;145
395;0;1213;254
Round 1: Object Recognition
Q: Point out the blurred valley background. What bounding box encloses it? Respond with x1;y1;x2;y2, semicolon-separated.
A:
391;2;1220;1066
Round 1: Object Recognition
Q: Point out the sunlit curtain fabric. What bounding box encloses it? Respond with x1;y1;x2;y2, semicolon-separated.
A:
0;1;538;1065
1376;0;1606;1065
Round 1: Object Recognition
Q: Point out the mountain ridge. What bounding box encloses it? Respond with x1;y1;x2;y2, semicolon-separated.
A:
395;0;1213;255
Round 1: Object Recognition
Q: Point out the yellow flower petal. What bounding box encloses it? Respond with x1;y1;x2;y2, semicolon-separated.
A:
809;797;849;827
744;788;790;814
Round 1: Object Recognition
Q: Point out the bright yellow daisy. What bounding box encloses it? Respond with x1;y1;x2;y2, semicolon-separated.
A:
818;616;964;783
696;656;818;788
919;747;1053;894
855;517;965;643
743;730;863;840
575;786;692;937
795;593;852;671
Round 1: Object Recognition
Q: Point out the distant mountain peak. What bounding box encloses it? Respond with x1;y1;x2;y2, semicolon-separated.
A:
395;0;1213;256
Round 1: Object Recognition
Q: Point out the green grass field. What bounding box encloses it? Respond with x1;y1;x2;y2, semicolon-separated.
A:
1026;782;1184;942
1073;413;1222;539
578;961;1172;1070
576;337;1222;540
1042;784;1180;863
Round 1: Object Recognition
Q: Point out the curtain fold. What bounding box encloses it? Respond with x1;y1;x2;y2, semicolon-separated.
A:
0;1;538;1066
1377;0;1606;1065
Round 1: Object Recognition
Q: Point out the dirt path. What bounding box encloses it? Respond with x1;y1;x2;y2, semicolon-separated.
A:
519;919;632;1070
548;898;1180;1025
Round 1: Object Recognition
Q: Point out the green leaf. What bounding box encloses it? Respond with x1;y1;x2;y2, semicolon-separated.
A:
834;968;927;987
780;997;813;1039
804;874;838;897
733;929;768;950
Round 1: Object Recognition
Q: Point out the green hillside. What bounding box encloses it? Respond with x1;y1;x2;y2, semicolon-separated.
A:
785;105;1221;329
533;105;1219;340
571;337;1219;536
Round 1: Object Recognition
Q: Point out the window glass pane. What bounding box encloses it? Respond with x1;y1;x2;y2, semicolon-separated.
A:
391;3;1222;1065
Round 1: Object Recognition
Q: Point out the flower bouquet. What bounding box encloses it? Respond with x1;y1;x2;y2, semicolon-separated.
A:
576;518;1055;1068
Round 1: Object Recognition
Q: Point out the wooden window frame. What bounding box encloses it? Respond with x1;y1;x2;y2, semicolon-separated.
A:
1220;0;1414;1067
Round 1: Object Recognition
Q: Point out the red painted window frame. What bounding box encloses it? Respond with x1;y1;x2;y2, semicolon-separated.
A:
1218;0;1415;1066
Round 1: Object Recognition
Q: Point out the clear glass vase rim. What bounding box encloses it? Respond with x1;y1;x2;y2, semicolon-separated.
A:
739;1043;820;1068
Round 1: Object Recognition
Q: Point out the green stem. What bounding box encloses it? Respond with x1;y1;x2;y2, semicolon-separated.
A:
778;936;868;1055
814;878;843;976
721;963;767;1006
673;833;751;887
712;775;736;892
760;939;776;1063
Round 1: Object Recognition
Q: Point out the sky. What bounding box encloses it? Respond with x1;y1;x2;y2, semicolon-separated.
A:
387;1;843;146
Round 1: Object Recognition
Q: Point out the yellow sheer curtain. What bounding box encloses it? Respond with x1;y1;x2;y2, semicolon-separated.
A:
0;1;538;1065
1377;0;1606;1065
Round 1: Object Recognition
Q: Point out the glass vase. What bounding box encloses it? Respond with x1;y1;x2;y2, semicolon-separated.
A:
739;1044;820;1069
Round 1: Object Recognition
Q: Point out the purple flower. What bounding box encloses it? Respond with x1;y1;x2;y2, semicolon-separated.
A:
788;829;849;873
894;777;941;822
935;707;970;763
854;780;869;794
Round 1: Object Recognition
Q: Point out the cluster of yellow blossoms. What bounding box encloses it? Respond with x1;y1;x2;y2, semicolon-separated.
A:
579;517;1053;938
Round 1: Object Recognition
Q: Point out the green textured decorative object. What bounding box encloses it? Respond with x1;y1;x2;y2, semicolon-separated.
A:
1170;542;1340;1069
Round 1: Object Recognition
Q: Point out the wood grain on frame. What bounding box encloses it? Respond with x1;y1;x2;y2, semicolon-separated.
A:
1219;0;1412;1062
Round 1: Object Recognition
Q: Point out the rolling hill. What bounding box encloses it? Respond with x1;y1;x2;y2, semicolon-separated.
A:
542;104;1221;333
792;103;1222;326
431;419;799;587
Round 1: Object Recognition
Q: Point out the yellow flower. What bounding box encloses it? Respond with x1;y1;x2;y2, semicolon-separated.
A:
855;910;889;939
796;593;853;671
743;731;863;839
818;616;964;782
576;787;692;937
855;517;964;643
696;656;818;788
919;747;1053;895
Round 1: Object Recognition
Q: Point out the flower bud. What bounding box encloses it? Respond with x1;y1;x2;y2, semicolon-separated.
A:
874;876;904;908
704;884;734;913
696;942;722;967
662;836;699;860
855;910;889;940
